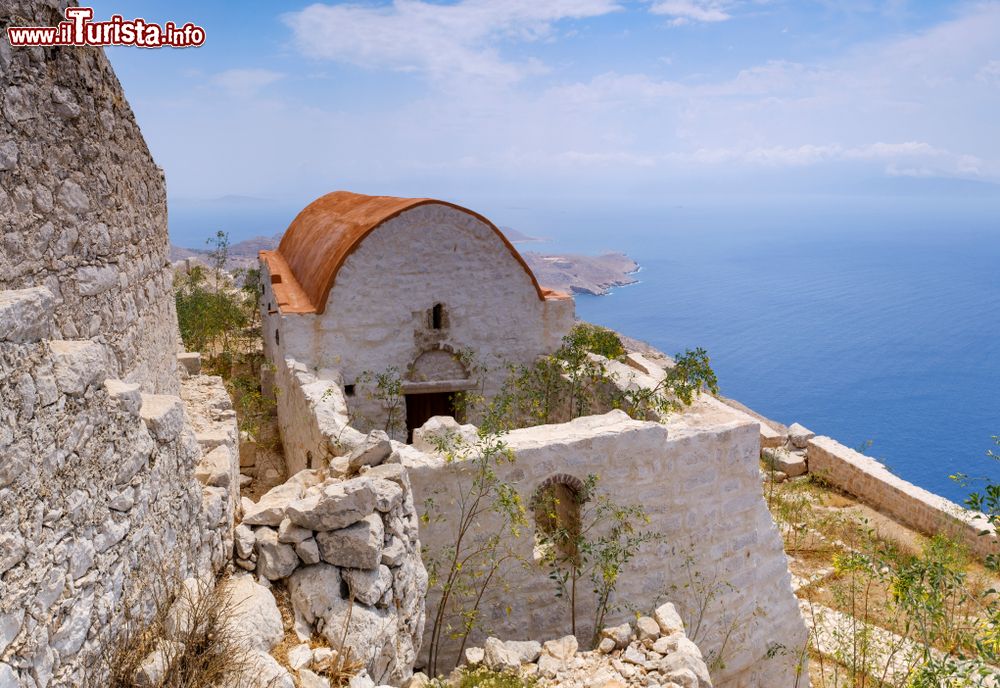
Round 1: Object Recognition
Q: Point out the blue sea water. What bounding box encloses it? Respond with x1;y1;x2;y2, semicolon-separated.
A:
170;192;1000;504
483;194;1000;504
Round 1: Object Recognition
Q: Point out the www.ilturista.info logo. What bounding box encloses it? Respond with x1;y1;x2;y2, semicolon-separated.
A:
6;7;206;48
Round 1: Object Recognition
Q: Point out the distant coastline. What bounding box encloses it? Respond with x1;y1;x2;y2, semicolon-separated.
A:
169;227;640;297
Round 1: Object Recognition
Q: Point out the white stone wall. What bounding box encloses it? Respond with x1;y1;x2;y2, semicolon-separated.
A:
405;409;808;688
0;6;240;683
808;436;999;560
261;204;575;434
0;0;178;394
0;320;234;686
269;356;366;475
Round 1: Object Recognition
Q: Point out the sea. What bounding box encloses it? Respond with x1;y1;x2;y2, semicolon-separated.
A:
170;191;1000;504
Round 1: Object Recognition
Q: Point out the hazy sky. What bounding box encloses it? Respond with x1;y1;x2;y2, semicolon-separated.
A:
90;0;1000;206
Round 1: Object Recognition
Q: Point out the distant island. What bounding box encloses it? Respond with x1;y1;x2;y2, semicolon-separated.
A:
169;228;639;296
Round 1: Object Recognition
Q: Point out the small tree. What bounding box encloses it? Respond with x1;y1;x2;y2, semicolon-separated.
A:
422;429;527;676
535;474;658;645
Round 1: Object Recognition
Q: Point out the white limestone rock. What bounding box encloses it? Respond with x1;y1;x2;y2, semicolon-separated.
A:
288;564;343;626
787;422;815;449
195;445;233;488
222;575;284;651
654;602;686;636
278;517;313;544
234;524;255;560
0;287;54;343
636;615;660;642
287;643;313;671
316;513;384;570
255;527;299;580
286;479;377;531
299;668;331;688
601;623;632;650
50;340;108;396
243;482;304;526
483;637;521;672
504;639;542;663
411;415;477;453
542;635;578;660
75;265;118;296
348;431;393;471
246;650;295;688
103;379;142;415
365;477;403;513
296;538;321;565
763;447;808;478
342;565;393;606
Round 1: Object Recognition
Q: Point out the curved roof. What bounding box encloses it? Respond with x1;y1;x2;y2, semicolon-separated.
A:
262;191;563;314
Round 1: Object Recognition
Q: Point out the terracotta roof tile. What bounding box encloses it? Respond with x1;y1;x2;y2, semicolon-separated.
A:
265;191;550;314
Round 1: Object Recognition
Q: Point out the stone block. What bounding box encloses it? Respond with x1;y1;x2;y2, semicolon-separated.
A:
763;447;807;477
256;528;299;580
316;514;383;570
243;482;303;527
139;394;186;442
0;287;54;343
50;340;108;396
787;422;815;449
286;479;377;531
348;430;392;471
342;565;393;606
104;379;142;415
176;351;201;375
195;445;233;488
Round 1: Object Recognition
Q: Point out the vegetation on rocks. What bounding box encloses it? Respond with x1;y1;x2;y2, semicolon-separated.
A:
766;457;1000;687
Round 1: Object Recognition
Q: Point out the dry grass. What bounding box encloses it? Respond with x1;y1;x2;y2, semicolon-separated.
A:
83;569;258;688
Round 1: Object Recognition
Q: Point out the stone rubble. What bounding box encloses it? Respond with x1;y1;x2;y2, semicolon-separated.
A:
233;438;427;686
449;603;712;688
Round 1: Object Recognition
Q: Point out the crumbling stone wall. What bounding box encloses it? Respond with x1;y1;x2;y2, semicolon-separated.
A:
406;409;808;687
0;302;227;686
1;4;239;685
233;438;427;685
1;0;177;394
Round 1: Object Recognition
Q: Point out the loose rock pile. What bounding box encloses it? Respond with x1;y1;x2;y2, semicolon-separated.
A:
762;422;815;482
438;602;712;688
234;432;428;686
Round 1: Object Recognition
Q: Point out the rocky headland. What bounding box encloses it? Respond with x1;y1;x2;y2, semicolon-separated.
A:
169;231;639;297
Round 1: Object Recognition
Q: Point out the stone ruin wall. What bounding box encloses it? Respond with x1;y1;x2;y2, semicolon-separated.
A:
406;410;808;688
262;349;809;687
1;0;178;395
1;3;238;685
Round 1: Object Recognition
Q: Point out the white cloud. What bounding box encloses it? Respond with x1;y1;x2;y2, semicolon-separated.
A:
977;60;1000;85
650;0;732;25
211;69;284;97
283;0;622;83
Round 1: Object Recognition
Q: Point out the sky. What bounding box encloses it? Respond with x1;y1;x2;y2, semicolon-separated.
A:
88;0;1000;211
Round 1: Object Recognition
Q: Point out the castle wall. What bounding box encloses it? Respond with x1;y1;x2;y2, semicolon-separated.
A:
0;0;178;394
1;5;239;684
0;294;237;686
808;436;999;559
405;409;808;687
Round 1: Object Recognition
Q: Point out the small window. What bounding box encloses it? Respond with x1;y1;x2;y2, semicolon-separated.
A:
274;329;280;345
344;384;355;397
431;303;444;330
